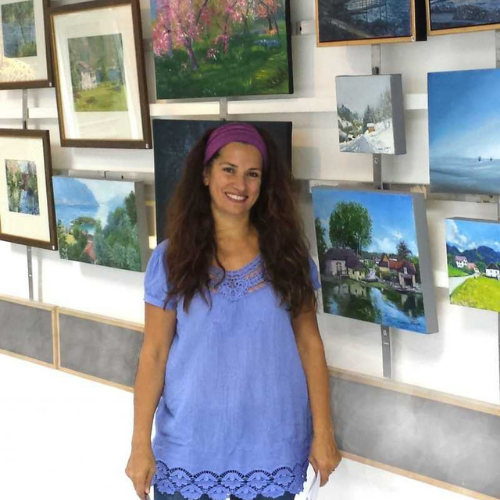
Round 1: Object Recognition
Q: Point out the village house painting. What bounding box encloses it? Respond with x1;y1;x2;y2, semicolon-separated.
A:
447;218;500;313
68;33;127;112
5;159;39;215
53;177;147;272
312;187;438;334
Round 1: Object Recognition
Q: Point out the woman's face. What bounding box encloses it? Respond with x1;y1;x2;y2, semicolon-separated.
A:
203;141;263;219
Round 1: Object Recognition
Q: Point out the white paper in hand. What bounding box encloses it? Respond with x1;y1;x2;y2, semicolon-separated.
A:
305;469;321;500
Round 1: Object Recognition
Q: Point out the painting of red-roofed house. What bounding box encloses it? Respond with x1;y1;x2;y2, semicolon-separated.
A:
312;187;438;334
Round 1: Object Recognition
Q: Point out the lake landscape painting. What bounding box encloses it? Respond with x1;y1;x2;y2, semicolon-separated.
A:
317;0;413;45
150;0;292;99
53;177;146;271
1;0;37;58
446;218;500;313
68;34;127;112
428;0;500;34
429;69;500;195
336;74;406;155
312;187;437;334
6;159;39;215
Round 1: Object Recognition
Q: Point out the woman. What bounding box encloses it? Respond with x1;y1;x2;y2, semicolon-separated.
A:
126;123;341;500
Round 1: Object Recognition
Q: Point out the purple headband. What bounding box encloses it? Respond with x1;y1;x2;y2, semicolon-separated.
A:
204;123;268;168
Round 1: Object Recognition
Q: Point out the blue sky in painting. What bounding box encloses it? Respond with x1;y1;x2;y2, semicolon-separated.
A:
429;69;500;159
446;218;500;253
312;188;419;256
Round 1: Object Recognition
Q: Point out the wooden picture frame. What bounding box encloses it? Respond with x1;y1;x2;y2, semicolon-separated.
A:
426;0;500;36
49;0;152;149
0;0;54;89
0;128;57;250
316;0;421;47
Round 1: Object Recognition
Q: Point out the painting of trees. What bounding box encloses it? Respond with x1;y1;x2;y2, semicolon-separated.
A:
151;0;292;98
328;201;372;255
1;0;37;58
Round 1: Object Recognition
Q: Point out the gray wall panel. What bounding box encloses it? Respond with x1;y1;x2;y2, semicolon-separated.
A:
59;314;143;388
0;300;53;364
331;376;500;497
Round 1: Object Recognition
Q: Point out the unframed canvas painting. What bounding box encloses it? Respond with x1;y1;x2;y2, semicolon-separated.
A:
317;0;412;44
53;177;145;271
150;0;292;99
312;188;435;334
336;74;405;155
153;119;292;243
429;0;500;33
5;159;39;214
68;34;127;112
446;218;500;313
429;69;500;195
1;0;37;58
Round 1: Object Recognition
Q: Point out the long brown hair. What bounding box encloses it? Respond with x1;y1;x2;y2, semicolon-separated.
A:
164;125;317;317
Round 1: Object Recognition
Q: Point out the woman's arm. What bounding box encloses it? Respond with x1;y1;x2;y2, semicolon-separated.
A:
291;305;342;485
126;303;177;499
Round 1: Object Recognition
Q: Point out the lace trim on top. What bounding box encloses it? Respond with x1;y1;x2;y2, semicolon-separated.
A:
209;255;267;301
153;459;309;500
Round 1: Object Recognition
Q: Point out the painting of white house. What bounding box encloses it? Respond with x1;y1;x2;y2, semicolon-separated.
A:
446;218;500;313
336;74;405;155
312;187;437;334
429;69;500;195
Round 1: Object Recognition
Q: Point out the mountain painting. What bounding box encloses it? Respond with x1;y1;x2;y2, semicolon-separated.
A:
429;0;500;34
5;159;39;215
429;69;500;195
317;0;413;45
1;0;37;58
150;0;293;99
336;74;406;155
53;177;145;272
312;187;438;334
446;218;500;313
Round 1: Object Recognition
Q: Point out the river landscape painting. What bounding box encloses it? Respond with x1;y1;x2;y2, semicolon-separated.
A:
53;177;147;272
312;187;437;334
446;218;500;313
336;74;405;154
317;0;413;45
429;69;500;195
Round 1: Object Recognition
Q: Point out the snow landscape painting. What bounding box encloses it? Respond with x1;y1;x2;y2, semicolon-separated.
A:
312;187;438;334
429;69;500;195
317;0;413;45
336;74;406;155
446;218;500;313
429;0;500;34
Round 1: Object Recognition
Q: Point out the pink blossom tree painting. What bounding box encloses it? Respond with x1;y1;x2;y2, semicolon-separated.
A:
150;0;292;99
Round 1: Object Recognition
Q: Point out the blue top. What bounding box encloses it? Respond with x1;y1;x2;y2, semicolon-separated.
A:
144;240;321;500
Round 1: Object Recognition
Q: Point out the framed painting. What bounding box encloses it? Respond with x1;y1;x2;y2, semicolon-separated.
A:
52;177;149;272
153;119;293;243
429;69;500;196
150;0;293;99
312;187;438;334
427;0;500;36
316;0;424;46
0;129;57;250
336;74;406;155
446;218;500;313
49;0;152;149
0;0;53;89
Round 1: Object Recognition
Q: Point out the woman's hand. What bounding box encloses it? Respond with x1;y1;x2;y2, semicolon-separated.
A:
125;443;156;500
309;431;342;487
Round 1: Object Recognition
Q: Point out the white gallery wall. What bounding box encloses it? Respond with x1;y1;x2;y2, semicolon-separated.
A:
0;0;498;498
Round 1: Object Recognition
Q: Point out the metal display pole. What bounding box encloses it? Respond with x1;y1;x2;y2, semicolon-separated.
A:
22;89;34;301
372;45;392;378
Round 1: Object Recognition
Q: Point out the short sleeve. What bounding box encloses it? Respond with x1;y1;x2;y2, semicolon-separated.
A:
308;255;321;290
144;240;178;310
